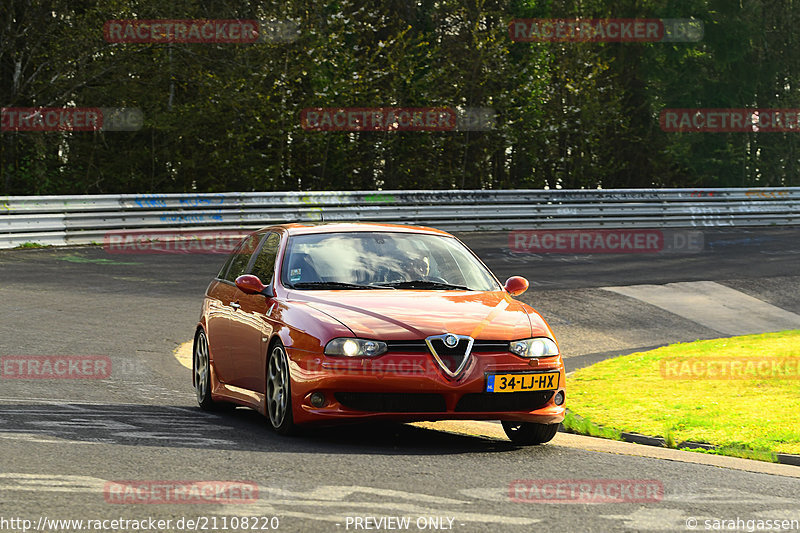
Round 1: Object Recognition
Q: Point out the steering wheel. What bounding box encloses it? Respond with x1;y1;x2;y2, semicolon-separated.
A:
376;266;403;283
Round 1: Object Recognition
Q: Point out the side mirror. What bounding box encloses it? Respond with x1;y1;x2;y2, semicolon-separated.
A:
504;276;529;296
235;274;274;297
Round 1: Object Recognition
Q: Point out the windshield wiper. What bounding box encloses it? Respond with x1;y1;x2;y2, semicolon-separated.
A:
374;280;471;290
289;281;378;290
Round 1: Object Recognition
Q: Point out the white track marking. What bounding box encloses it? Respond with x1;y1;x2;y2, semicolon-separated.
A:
0;474;537;526
603;281;800;335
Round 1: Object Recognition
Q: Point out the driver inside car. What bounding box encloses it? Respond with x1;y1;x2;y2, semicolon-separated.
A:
401;254;431;280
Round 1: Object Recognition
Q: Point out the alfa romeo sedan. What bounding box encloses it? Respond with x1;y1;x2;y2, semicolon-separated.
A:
193;223;565;444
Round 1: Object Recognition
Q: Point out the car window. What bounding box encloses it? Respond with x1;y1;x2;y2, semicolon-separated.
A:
216;237;247;279
216;253;235;280
249;233;281;283
282;231;500;290
221;233;262;283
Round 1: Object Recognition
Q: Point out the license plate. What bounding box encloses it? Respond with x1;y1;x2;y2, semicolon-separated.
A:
486;372;559;393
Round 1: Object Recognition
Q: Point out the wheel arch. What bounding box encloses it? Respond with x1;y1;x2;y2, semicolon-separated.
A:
264;330;290;385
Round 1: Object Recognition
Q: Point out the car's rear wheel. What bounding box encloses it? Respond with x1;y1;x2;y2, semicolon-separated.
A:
501;421;559;445
266;341;296;435
194;330;215;410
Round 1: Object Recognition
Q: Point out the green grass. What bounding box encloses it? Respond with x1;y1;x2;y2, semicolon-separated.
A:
567;330;800;457
58;254;139;266
562;411;622;441
14;241;49;249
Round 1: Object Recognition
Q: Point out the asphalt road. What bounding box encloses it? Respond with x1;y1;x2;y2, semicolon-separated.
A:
0;226;799;533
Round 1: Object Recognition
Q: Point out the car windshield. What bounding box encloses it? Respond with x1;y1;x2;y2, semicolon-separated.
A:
282;231;500;291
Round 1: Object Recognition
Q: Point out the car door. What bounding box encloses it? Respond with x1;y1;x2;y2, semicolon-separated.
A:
225;232;281;393
208;232;264;386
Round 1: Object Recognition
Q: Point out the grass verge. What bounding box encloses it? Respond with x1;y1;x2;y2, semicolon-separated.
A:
566;330;800;458
13;241;49;249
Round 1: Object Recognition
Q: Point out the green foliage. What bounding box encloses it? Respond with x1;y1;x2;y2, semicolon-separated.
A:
1;0;797;194
664;426;677;448
562;410;623;440
567;329;800;456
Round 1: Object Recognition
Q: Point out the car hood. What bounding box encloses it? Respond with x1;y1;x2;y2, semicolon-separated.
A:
290;290;548;340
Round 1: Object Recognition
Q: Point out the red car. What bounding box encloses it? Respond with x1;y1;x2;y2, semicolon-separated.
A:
193;223;565;444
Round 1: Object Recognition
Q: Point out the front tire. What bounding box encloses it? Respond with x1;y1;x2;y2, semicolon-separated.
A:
266;341;296;435
502;421;559;445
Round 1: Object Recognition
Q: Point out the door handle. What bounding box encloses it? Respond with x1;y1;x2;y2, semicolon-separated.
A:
230;302;241;310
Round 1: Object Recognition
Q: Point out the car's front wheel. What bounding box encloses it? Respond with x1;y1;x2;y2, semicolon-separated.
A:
501;421;559;445
266;341;296;435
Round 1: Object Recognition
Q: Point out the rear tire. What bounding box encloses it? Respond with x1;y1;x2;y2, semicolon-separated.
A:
501;421;559;445
194;330;216;411
266;341;297;435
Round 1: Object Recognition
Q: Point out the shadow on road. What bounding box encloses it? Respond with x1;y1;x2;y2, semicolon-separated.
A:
0;402;524;456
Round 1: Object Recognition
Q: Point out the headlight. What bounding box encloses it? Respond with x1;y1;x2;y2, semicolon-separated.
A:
509;337;559;358
324;338;388;357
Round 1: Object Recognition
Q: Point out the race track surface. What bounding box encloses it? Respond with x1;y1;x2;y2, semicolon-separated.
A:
0;226;799;532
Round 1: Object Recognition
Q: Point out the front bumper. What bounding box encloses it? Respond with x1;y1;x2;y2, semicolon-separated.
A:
286;347;566;426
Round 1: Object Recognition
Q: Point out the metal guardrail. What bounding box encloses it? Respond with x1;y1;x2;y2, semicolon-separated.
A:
1;188;799;248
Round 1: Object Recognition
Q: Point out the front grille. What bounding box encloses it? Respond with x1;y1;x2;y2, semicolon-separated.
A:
335;392;447;413
386;340;508;354
385;341;428;353
455;391;554;412
472;341;509;352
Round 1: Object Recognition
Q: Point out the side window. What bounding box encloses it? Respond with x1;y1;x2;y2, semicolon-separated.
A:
222;233;262;283
250;233;281;283
217;254;235;280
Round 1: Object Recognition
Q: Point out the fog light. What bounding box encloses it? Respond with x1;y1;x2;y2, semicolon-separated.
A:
553;391;565;406
310;392;326;408
363;341;378;356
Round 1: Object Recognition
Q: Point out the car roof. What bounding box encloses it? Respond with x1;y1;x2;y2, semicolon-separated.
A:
259;222;454;237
